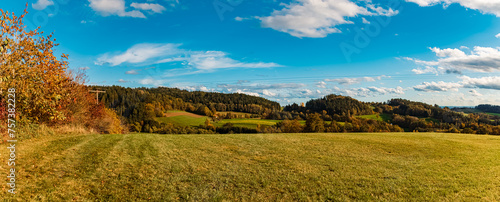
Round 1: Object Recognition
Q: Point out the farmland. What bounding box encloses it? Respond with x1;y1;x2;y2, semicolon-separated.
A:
1;132;499;201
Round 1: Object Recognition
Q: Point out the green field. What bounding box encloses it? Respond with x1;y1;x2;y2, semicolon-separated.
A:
357;113;392;122
486;112;500;117
155;111;208;127
2;132;499;201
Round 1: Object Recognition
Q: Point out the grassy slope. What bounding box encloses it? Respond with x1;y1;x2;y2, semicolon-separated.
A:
2;133;500;201
486;112;500;117
357;113;392;122
156;111;208;127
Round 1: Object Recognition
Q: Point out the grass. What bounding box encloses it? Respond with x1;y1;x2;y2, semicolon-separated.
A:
486;112;500;117
214;119;284;129
2;132;500;201
357;113;392;122
155;116;208;127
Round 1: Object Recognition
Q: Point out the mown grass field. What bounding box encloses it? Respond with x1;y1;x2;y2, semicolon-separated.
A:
1;132;499;201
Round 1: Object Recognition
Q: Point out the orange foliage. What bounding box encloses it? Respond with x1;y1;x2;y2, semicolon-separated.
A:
0;6;119;134
0;6;98;126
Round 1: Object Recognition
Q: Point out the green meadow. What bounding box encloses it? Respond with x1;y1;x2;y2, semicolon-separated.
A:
1;132;499;201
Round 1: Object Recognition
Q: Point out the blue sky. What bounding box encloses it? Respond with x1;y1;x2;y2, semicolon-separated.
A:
3;0;500;106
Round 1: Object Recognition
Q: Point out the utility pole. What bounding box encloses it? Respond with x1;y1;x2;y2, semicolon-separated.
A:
89;90;106;104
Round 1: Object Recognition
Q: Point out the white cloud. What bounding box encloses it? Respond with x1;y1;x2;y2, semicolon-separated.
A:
130;3;166;13
332;86;404;97
118;79;130;83
262;89;276;97
235;90;260;97
324;75;388;85
32;0;54;10
79;66;90;70
411;66;439;74
413;76;500;93
407;46;500;73
367;86;405;94
256;0;398;38
125;70;140;75
234;17;245;21
362;17;370;24
187;51;281;70
175;85;212;92
89;0;146;18
413;81;462;92
316;81;327;88
216;82;311;98
406;0;500;17
96;43;282;72
469;89;483;96
97;43;182;66
496;33;500;38
460;76;500;90
139;77;167;86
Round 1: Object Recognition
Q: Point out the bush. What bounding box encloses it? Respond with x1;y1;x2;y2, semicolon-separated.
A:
96;108;125;134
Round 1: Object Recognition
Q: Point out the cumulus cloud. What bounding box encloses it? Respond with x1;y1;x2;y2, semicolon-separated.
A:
130;3;166;13
332;86;404;97
324;75;388;85
216;82;313;98
32;0;54;10
496;33;500;38
406;0;500;16
174;85;212;92
460;76;500;90
316;81;327;88
138;77;167;86
412;76;500;93
407;46;500;73
413;81;462;92
234;90;260;97
79;66;90;70
262;89;277;97
96;43;282;72
255;0;398;38
411;66;439;74
118;79;130;83
89;0;147;18
469;89;483;96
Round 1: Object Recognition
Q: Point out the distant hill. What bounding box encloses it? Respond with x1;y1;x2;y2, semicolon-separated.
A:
284;94;374;116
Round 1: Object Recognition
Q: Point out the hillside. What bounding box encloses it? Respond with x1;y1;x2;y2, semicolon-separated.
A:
89;87;500;135
2;132;499;201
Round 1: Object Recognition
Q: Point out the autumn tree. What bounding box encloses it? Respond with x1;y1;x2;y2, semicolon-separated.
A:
0;7;87;124
305;113;325;132
277;119;303;133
